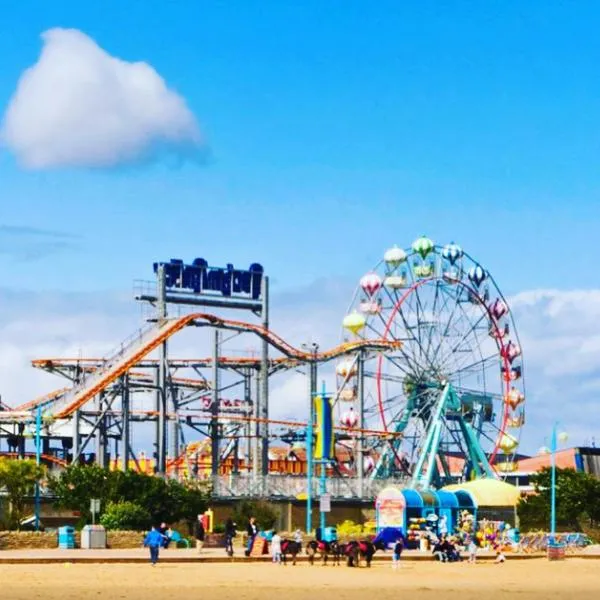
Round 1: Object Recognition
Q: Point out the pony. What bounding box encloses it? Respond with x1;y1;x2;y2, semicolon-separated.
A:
341;539;386;567
306;540;340;565
280;539;302;565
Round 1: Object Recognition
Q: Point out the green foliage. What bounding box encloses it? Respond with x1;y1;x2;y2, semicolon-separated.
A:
231;499;277;530
0;459;46;529
518;467;600;532
48;465;209;528
99;501;151;531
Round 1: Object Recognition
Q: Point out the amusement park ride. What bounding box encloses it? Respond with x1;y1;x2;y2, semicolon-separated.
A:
0;237;526;501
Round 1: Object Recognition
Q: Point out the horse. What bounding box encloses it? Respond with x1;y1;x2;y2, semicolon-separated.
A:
341;540;386;567
306;540;339;565
280;539;302;565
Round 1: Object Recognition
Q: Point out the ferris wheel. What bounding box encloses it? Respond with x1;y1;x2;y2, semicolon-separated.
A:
336;236;525;489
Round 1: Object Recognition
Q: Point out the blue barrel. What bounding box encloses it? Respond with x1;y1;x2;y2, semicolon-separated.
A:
58;526;76;549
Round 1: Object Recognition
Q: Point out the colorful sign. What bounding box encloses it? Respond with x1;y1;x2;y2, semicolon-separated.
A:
313;395;334;460
376;486;406;530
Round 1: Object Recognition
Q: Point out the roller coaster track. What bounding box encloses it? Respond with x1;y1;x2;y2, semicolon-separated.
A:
27;312;400;420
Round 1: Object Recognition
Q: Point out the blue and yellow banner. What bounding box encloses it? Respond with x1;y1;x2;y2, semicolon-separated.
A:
313;395;334;460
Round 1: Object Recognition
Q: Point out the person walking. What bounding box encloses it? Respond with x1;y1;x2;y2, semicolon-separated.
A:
194;515;205;554
144;526;166;566
245;516;258;557
271;530;282;564
392;537;404;569
225;518;237;557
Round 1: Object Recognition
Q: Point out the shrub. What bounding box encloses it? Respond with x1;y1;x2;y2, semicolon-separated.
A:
232;499;278;530
336;519;363;539
100;501;152;531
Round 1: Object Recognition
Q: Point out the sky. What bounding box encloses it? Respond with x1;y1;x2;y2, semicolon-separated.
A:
0;2;599;454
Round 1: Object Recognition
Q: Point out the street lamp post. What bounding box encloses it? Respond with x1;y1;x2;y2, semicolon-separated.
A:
549;422;568;545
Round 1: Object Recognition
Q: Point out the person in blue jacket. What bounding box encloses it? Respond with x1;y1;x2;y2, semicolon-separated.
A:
144;526;166;565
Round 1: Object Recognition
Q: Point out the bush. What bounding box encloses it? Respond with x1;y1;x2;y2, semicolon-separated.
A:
336;519;364;539
232;499;277;530
100;501;152;531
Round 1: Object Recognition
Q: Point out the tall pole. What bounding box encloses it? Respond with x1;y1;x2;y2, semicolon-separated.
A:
72;409;80;464
121;375;130;472
243;370;252;474
356;352;365;499
211;329;220;489
260;276;270;479
34;405;41;531
156;265;168;476
319;381;327;532
550;422;557;543
306;352;317;534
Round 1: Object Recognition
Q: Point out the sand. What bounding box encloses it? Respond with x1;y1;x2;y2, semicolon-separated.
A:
1;559;599;600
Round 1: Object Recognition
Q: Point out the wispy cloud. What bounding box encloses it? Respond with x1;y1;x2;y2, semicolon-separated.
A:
0;224;81;261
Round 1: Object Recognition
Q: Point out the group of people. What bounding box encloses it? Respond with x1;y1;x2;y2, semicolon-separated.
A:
143;516;206;565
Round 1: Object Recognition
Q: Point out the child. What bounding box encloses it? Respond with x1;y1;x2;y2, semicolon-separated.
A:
494;545;506;564
144;526;166;566
271;530;282;564
468;537;477;564
392;537;404;569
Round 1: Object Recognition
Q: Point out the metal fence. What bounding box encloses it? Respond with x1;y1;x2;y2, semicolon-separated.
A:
211;474;409;500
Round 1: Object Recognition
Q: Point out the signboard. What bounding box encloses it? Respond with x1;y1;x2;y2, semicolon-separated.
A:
154;259;264;300
375;487;406;530
313;396;334;460
90;498;100;524
320;493;331;513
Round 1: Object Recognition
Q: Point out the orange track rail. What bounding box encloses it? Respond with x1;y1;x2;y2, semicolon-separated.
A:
45;312;399;419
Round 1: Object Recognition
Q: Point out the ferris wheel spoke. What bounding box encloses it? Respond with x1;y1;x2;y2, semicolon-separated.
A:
379;285;429;372
449;353;498;380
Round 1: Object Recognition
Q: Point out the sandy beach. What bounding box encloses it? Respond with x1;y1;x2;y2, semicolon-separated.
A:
2;559;599;600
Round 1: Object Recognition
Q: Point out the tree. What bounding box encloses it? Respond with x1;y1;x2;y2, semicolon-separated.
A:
0;459;46;529
48;464;209;528
518;467;600;532
232;499;278;530
100;501;151;530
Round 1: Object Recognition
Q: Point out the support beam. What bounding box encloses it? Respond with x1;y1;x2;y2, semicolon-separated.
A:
211;328;220;486
156;264;168;476
96;391;108;468
356;352;365;498
259;275;270;478
121;375;130;472
72;409;80;464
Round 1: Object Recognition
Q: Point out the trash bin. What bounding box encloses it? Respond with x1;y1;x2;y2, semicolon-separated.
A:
547;541;566;561
81;525;107;549
58;526;76;549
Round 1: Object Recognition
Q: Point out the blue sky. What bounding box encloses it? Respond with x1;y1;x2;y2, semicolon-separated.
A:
1;1;599;293
0;2;599;451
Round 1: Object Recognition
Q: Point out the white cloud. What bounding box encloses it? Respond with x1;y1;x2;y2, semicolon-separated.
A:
0;28;201;169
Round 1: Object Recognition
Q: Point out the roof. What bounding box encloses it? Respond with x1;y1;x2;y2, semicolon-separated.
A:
442;478;520;507
515;448;577;473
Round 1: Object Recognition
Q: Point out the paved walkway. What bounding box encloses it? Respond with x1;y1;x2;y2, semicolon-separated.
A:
0;546;572;564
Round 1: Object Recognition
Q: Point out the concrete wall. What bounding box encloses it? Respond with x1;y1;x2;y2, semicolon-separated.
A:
0;530;145;550
211;500;375;532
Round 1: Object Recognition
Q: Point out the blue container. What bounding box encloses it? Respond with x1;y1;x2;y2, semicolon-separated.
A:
322;527;337;543
58;526;75;549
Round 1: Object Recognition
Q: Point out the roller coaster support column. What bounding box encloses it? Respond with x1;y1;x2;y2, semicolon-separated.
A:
211;329;220;487
34;404;41;531
156;264;168;476
121;375;130;472
356;352;365;499
259;276;270;480
72;409;80;464
243;370;252;475
97;391;108;469
305;348;318;534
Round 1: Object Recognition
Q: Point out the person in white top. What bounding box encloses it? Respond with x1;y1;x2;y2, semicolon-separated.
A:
271;531;282;564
